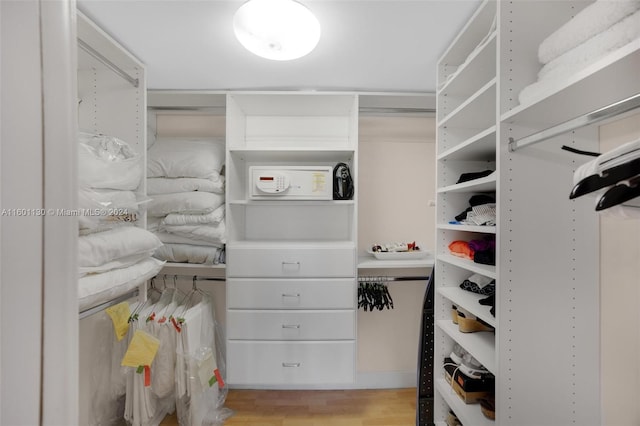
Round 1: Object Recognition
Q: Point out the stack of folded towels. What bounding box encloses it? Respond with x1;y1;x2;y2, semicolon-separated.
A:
146;137;227;265
519;0;640;105
77;132;165;311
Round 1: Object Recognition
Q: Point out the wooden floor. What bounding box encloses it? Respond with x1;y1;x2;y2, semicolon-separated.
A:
160;388;417;426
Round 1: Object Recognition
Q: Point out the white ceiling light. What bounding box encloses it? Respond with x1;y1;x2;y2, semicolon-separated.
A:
233;0;321;61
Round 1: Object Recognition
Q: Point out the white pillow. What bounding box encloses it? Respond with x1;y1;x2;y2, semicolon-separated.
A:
78;132;143;190
78;226;163;267
147;192;224;217
147;176;225;195
147;138;225;179
78;251;155;277
159;221;226;245
78;258;165;311
153;243;223;265
162;205;225;226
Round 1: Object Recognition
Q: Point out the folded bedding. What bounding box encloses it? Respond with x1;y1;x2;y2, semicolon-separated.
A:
147;176;225;195
147;192;225;217
78;257;165;312
154;231;225;248
147;138;225;179
158;221;226;245
78;132;143;191
153;243;224;265
519;9;640;105
78;226;163;267
162;205;225;226
538;0;640;64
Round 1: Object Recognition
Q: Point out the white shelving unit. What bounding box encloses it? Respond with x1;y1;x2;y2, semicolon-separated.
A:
434;0;636;424
224;92;359;388
434;0;498;424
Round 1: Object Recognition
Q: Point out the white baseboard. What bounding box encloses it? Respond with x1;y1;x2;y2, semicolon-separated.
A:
228;370;417;390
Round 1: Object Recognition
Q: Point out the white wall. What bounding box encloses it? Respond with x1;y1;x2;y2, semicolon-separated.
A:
357;115;436;384
599;112;640;426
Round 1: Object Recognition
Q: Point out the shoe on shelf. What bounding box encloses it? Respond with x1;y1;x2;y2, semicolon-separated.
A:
456;307;494;333
480;396;496;420
446;410;462;426
459;352;490;379
450;343;466;365
451;304;459;324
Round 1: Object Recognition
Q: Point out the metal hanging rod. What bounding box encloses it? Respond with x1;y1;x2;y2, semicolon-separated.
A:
78;38;139;88
79;288;139;320
358;275;430;282
508;93;640;152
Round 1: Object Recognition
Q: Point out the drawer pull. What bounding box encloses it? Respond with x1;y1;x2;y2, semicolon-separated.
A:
282;324;301;329
282;293;300;298
282;362;301;368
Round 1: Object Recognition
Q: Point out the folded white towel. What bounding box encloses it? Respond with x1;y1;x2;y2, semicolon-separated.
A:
539;9;640;81
538;0;640;64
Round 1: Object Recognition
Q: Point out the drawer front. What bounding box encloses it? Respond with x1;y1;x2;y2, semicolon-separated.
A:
227;341;355;385
227;310;355;340
226;246;355;278
227;278;355;309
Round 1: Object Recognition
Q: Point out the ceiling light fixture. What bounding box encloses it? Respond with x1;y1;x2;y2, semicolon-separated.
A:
233;0;321;61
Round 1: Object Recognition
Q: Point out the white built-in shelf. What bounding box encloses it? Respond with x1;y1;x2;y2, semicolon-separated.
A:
228;199;355;206
357;254;435;270
437;254;496;279
437;173;496;194
159;262;226;279
437;126;496;161
435;379;495;426
437;319;495;374
228;147;354;162
227;240;356;249
437;78;496;129
437;224;496;234
438;287;495;328
501;41;640;127
438;32;497;104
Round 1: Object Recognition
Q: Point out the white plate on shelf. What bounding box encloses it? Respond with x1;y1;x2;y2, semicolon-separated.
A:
367;248;429;260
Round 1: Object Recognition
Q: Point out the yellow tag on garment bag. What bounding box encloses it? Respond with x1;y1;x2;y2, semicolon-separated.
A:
121;330;160;367
105;302;131;341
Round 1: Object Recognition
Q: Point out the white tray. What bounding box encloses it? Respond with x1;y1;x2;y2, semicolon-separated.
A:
367;248;429;260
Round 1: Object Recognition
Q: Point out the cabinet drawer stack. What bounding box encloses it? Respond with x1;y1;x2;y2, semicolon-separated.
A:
225;93;358;387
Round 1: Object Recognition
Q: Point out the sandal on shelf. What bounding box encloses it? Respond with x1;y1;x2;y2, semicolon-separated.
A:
456;307;494;333
451;304;459;324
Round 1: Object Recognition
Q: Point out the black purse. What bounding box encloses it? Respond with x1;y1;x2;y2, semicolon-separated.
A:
333;162;354;200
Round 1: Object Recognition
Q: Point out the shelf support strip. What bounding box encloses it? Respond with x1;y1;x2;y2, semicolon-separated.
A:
78;38;139;88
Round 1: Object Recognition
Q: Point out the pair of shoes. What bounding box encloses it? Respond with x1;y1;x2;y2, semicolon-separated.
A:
456;307;494;333
446;410;462;426
449;343;489;379
480;396;495;420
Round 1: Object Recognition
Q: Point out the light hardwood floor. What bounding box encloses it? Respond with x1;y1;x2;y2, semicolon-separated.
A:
160;388;417;426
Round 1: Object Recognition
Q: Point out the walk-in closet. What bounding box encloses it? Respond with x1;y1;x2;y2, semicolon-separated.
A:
2;1;639;425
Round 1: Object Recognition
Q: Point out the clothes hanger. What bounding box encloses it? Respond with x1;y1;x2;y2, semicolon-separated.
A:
596;175;640;211
570;157;640;199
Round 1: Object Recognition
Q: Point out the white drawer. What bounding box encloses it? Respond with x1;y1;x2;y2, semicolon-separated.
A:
227;278;355;309
227;310;355;340
227;341;355;386
226;246;355;278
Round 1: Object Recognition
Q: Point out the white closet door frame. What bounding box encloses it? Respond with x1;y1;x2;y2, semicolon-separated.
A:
0;0;78;424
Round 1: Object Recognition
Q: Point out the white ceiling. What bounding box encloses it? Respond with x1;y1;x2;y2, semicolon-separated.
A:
77;0;481;94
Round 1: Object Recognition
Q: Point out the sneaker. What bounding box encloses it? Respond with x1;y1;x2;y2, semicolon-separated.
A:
449;343;466;365
459;352;489;379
